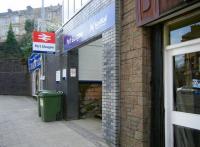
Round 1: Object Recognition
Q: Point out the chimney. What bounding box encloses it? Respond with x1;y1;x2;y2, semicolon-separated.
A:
27;6;33;11
8;9;12;13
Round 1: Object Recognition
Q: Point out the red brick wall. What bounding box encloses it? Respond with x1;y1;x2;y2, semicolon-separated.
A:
120;0;152;146
83;84;102;100
79;83;102;118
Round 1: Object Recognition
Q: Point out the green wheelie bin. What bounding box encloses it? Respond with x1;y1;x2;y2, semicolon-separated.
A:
38;90;63;122
37;90;56;117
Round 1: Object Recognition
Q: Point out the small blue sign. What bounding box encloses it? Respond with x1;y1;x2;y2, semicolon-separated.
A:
64;2;115;52
28;53;42;72
192;79;200;89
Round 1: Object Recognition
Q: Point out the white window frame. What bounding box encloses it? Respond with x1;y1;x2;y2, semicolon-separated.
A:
63;0;91;24
164;38;200;147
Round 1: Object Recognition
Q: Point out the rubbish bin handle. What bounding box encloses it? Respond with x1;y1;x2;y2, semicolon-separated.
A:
57;91;63;94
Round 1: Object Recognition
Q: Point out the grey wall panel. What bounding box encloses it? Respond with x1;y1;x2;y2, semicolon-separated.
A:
78;38;103;81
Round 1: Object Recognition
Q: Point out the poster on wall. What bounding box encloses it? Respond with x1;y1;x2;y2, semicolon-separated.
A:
62;69;67;79
70;68;76;77
56;70;61;82
32;31;56;53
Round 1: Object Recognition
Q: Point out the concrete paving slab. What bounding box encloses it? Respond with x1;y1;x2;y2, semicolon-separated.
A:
0;95;109;147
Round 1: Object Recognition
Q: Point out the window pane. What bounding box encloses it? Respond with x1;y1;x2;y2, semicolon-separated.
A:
63;0;69;22
174;125;200;147
69;0;74;18
82;0;89;5
170;21;200;45
75;0;82;12
11;16;19;24
173;52;200;114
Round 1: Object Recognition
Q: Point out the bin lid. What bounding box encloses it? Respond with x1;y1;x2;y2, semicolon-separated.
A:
37;90;56;94
38;90;63;97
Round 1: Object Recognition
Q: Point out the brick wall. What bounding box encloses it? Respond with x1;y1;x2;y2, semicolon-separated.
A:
120;0;152;146
102;25;120;146
79;83;102;118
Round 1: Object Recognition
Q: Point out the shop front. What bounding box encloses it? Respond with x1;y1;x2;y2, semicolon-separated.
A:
134;0;200;147
44;0;120;146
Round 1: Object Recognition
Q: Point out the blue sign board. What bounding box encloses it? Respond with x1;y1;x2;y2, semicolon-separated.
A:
64;2;115;52
28;53;42;72
192;79;200;89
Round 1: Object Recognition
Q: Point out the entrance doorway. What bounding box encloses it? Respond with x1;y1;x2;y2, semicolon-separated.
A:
165;38;200;147
78;38;103;120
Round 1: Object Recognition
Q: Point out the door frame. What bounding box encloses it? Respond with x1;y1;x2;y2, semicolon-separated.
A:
164;38;200;147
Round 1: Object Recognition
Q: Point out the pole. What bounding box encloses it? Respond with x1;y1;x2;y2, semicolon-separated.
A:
41;0;46;90
41;0;45;20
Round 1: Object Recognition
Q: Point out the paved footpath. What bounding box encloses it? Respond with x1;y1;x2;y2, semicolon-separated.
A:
0;95;109;147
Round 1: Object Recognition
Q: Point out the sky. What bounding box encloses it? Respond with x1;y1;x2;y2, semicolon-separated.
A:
0;0;63;13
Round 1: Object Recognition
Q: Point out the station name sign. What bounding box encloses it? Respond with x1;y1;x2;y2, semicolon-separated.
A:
64;2;115;52
32;31;56;53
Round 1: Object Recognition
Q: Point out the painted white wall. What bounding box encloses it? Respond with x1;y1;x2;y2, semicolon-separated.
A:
78;39;103;81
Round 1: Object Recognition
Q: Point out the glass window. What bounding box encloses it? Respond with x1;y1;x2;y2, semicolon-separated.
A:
174;125;200;147
69;0;75;18
13;27;19;34
173;52;200;114
12;16;19;24
170;21;200;45
75;0;82;12
63;0;90;23
63;0;69;23
82;0;89;5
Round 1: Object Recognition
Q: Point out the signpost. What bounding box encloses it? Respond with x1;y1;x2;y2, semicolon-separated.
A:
32;31;56;53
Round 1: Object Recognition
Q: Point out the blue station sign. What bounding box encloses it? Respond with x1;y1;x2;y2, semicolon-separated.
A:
28;53;42;72
64;2;115;52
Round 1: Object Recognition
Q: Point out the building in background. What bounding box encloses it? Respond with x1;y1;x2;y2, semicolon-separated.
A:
0;5;62;42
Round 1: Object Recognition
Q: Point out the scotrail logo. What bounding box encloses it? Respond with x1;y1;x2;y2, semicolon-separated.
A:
38;33;51;42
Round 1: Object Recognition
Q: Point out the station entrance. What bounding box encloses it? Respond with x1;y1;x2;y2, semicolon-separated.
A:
78;38;103;120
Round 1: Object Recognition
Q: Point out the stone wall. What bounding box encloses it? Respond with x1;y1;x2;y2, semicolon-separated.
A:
120;0;152;146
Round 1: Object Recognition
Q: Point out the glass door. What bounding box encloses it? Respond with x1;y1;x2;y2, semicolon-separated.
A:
165;38;200;147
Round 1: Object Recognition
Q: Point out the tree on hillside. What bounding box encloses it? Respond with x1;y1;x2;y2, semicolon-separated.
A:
25;19;34;32
5;24;22;58
20;19;35;61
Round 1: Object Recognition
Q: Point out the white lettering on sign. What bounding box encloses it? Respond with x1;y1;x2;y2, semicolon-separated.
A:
90;15;107;32
33;42;55;52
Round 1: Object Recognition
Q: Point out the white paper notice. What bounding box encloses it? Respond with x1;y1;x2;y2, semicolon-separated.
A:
40;75;45;80
56;70;61;82
70;68;76;77
62;69;67;78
